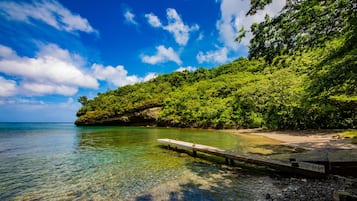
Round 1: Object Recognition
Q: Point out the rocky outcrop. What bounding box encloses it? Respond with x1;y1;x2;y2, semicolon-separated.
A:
75;107;161;126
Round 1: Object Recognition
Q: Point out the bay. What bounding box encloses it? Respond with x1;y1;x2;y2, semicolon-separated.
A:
0;123;281;200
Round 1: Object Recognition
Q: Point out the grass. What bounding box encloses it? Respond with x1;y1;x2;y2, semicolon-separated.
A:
341;130;357;144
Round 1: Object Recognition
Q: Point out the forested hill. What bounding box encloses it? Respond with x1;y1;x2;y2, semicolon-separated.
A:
75;1;356;129
75;36;356;129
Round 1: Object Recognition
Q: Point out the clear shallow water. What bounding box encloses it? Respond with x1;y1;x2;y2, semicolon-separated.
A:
0;123;280;200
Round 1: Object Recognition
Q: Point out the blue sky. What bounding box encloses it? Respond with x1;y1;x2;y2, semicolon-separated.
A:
0;0;284;122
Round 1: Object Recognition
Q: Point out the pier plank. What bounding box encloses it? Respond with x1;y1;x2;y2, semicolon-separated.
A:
157;138;326;176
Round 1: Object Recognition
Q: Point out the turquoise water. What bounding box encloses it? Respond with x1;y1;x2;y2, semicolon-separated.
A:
0;123;280;200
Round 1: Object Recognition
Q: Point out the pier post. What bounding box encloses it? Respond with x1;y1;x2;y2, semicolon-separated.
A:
192;144;197;157
193;150;197;157
230;159;234;166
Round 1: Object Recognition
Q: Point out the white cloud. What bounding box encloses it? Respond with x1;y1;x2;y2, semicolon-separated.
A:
217;0;285;49
176;66;197;72
124;10;138;26
92;64;157;87
0;43;158;96
164;8;199;46
145;8;199;46
0;76;17;97
92;64;140;86
197;0;285;65
0;0;97;34
196;47;229;64
145;13;162;27
197;32;204;41
141;45;182;65
143;72;157;82
0;97;45;107
0;44;98;96
21;82;78;96
0;45;16;59
0;98;15;105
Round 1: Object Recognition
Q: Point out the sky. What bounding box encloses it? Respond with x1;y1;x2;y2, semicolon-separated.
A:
0;0;285;122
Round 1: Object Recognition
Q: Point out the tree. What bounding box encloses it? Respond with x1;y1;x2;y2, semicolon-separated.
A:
78;96;88;106
238;0;356;60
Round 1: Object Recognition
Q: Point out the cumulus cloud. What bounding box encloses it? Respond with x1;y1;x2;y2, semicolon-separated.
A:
197;0;285;64
196;47;229;64
124;10;138;26
0;76;17;97
0;43;158;96
0;45;17;59
0;44;98;96
141;45;182;65
217;0;285;48
92;64;140;86
21;82;78;96
164;8;199;46
145;13;162;27
142;72;157;82
0;0;97;34
176;66;197;72
145;8;199;46
92;64;157;87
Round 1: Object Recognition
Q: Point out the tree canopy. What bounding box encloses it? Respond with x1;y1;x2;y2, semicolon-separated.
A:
239;0;356;60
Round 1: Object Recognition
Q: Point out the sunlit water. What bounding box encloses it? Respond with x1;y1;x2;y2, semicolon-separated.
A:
0;123;283;200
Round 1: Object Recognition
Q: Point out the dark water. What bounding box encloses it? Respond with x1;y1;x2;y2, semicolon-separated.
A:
0;123;282;200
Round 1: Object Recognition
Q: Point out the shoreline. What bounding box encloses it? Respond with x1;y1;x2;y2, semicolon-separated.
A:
222;129;357;150
140;129;357;201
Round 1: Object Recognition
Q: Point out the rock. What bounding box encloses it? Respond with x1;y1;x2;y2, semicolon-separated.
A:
265;193;271;199
179;153;188;157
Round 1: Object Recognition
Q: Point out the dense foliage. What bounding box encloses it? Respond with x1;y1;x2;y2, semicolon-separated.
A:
239;0;356;60
75;1;356;129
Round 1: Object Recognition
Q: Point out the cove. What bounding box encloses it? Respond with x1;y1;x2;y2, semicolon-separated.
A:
0;123;283;200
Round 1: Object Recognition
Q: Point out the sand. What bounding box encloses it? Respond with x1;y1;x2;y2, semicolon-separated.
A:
223;129;357;150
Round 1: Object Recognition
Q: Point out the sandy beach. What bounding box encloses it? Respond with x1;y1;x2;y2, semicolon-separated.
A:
223;129;357;150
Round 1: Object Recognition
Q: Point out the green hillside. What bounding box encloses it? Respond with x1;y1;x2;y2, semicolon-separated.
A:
75;1;356;129
75;36;356;129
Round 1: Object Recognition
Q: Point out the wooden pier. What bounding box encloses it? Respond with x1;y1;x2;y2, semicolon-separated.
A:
157;138;326;177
